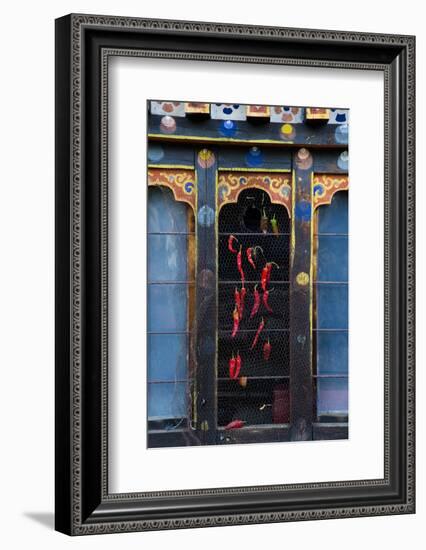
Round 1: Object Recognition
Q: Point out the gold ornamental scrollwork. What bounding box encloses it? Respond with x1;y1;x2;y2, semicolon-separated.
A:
313;174;349;210
148;168;196;210
218;171;291;216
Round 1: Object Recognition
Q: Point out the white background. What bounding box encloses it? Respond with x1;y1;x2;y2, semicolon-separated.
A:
0;0;423;548
110;58;384;492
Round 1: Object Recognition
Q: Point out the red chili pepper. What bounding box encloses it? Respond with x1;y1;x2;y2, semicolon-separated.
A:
235;351;242;379
251;317;265;350
240;286;247;319
246;246;263;270
263;339;271;361
237;245;245;285
263;289;274;313
261;265;269;292
262;262;280;290
250;284;261;318
229;353;236;379
231;306;240;338
234;287;241;317
224;419;245;430
246;247;256;269
228;234;239;254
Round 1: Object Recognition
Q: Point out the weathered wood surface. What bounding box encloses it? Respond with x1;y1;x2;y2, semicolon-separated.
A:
148;115;348;148
194;148;218;445
289;148;314;441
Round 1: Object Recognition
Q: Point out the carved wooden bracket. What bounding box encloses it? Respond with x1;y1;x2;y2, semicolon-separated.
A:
148;168;196;210
313;174;349;210
217;171;291;215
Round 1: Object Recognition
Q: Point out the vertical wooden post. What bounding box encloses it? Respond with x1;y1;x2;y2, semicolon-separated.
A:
195;148;218;445
289;148;314;441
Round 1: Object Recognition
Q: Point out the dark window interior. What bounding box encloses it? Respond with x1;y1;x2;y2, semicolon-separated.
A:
217;188;291;427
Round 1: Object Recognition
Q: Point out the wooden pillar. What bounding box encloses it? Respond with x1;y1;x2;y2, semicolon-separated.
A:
289;147;314;441
195;148;218;445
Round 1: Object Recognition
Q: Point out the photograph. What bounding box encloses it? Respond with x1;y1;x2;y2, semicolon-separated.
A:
147;101;349;447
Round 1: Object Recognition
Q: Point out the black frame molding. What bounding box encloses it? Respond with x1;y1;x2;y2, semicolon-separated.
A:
55;13;415;535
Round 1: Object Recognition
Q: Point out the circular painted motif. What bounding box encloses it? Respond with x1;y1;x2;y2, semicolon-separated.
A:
313;184;325;197
147;144;164;162
280;186;291;198
245;146;264;167
295;199;311;222
160;115;176;134
184;181;194;193
337;150;349;171
296;272;309;286
197;205;215;227
280;123;296;140
335;123;349;144
295;148;313;170
197;149;215;168
220;119;237;138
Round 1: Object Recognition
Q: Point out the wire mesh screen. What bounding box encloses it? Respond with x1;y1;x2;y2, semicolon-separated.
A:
218;188;291;428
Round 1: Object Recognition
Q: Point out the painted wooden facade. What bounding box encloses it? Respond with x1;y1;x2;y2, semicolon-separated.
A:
147;102;349;447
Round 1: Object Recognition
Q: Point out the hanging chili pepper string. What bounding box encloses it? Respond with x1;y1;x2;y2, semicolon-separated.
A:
228;234;239;254
250;284;261;318
251;317;265;350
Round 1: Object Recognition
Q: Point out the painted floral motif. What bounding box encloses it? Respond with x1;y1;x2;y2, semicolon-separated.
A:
148;168;196;210
328;109;349;124
185;103;210;115
313;174;349;209
218;171;291;215
150;101;186;117
270;106;304;123
246;105;270;118
197;149;215;168
211;104;247;121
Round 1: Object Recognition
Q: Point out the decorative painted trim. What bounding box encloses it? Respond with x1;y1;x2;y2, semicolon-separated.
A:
148;168;196;210
217;171;291;214
148;132;296;145
306;107;330;121
185;102;210;115
148;163;194;170
313;174;349;209
217;167;291;173
247;105;271;118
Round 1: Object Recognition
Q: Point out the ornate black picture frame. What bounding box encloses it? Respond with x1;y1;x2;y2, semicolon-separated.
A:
55;14;415;535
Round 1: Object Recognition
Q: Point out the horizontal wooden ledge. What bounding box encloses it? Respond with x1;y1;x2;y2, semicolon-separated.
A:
147;423;348;447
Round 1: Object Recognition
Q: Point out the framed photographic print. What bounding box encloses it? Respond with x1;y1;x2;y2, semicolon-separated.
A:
55;14;415;535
